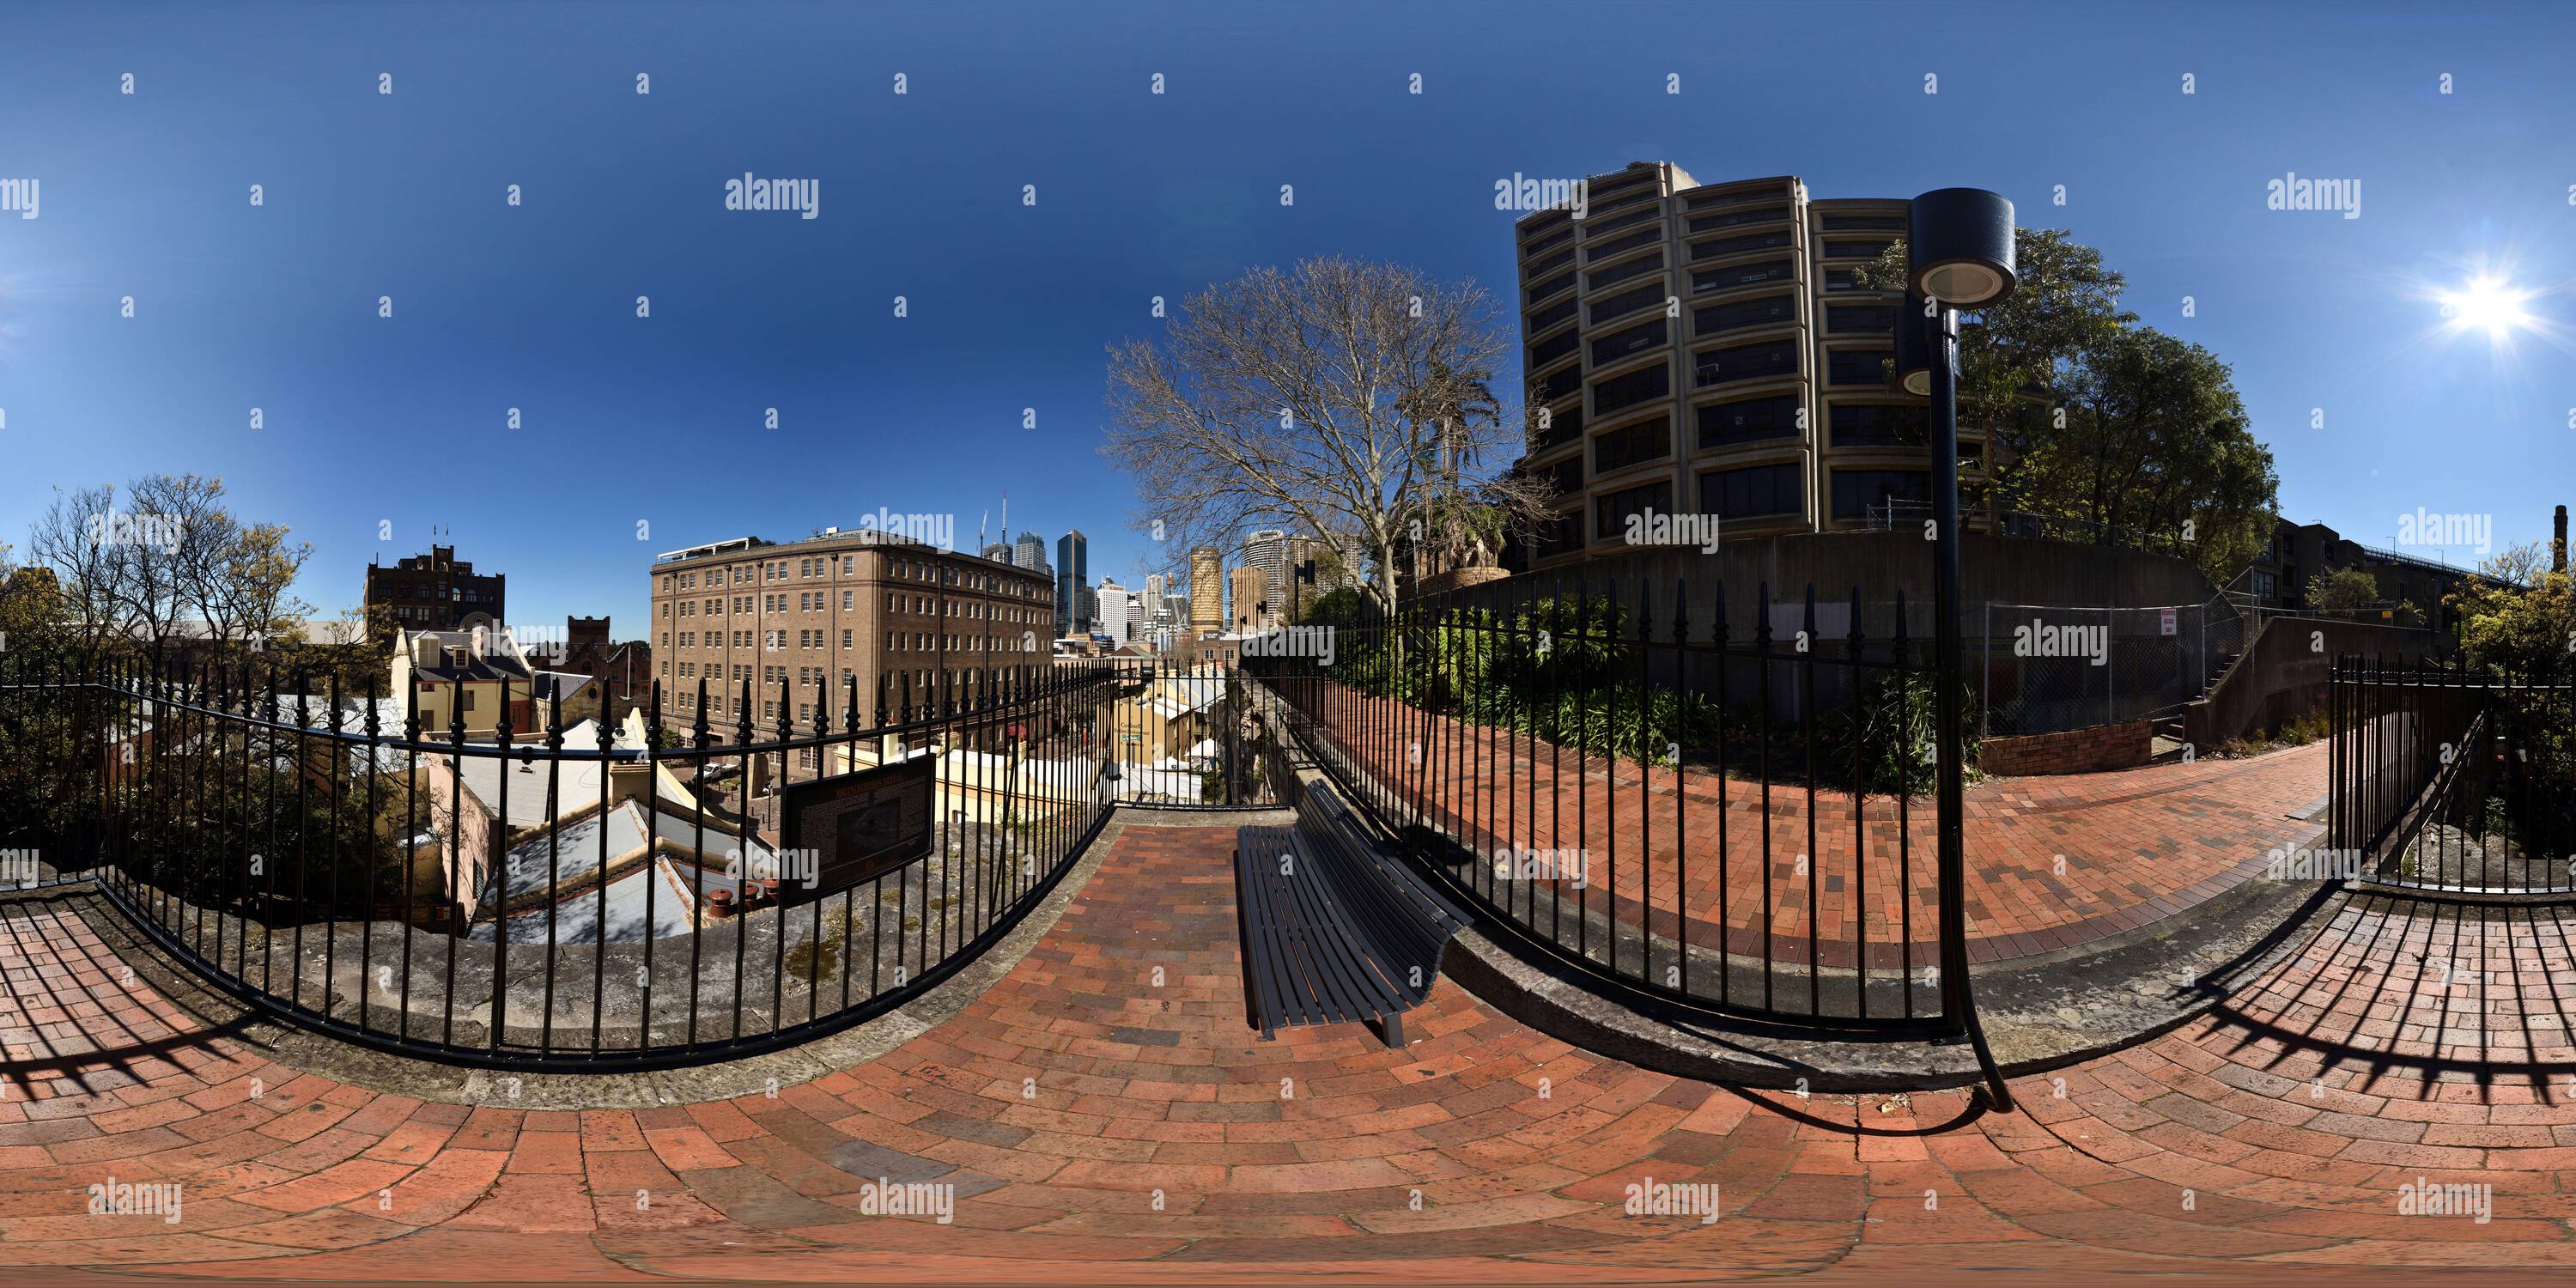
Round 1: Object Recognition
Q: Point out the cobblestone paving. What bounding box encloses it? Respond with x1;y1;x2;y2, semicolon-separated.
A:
3;824;2570;1284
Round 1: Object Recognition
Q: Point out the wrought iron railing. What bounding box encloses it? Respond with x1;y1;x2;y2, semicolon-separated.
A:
2330;656;2575;895
1242;571;1980;1036
0;650;1188;1068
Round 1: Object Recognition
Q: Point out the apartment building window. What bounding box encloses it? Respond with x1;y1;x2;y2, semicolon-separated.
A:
1522;223;1573;258
1826;305;1897;336
1528;328;1579;371
1582;204;1661;237
1583;226;1661;263
841;629;852;648
1688;229;1791;261
1534;508;1585;560
1700;463;1802;519
1820;213;1907;231
1584;251;1663;292
1820;240;1896;260
1591;415;1673;474
1527;270;1575;304
1692;294;1795;337
1686;204;1789;234
1577;285;1659;333
841;590;853;609
1528;295;1579;333
1594;480;1673;543
1826;349;1893;386
1698;393;1801;448
1695;339;1796;387
1537;453;1583;498
1830;403;1931;447
1692;259;1794;295
1589;317;1667;367
1830;468;1930;520
1591;361;1669;416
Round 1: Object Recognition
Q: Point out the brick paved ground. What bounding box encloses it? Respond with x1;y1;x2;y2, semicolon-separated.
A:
1304;691;2329;966
4;827;2569;1284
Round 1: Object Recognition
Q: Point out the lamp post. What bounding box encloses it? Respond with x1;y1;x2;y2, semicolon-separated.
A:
1903;187;2016;1110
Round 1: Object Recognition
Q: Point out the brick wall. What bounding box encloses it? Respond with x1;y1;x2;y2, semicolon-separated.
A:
1978;719;2152;776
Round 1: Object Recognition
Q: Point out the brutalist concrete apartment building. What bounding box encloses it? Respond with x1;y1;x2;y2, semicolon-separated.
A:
1515;161;1990;568
648;530;1054;738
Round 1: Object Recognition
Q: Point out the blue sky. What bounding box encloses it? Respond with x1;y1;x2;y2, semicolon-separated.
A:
3;0;2571;635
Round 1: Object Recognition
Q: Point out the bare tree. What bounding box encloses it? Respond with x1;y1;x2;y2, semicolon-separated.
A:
1103;257;1547;617
27;484;126;670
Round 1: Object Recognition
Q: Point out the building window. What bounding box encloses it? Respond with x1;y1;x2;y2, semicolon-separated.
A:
1826;349;1893;386
1594;481;1673;543
1697;394;1801;448
1591;415;1673;474
1591;361;1670;416
1825;305;1896;336
1829;468;1930;520
1700;463;1802;519
1688;229;1791;261
1694;339;1796;387
1830;403;1931;447
1583;250;1663;292
1692;294;1795;337
1589;317;1667;367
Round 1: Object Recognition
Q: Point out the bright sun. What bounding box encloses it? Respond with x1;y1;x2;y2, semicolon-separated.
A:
2441;276;2535;337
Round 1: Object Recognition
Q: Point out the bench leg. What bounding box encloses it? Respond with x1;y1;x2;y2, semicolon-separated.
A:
1370;1011;1406;1049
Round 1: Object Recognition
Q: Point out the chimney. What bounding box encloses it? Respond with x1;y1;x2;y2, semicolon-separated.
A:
2555;505;2568;574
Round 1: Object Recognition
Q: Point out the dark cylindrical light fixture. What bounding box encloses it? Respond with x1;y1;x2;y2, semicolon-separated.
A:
1907;188;2016;307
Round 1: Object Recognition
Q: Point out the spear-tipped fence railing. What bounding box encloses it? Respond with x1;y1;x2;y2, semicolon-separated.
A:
0;649;1178;1068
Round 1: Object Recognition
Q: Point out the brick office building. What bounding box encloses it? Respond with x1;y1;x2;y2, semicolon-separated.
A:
365;544;507;637
647;530;1054;751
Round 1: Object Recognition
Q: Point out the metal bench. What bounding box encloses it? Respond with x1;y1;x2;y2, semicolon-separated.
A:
1231;772;1469;1048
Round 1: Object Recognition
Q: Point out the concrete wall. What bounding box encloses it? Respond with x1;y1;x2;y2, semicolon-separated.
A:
2182;616;2442;750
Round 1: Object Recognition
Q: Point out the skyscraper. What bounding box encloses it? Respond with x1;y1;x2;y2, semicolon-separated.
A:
1242;529;1288;619
1144;572;1166;605
1055;529;1089;636
1188;545;1222;636
1513;161;1953;568
1013;531;1049;575
1230;564;1267;634
1097;577;1129;642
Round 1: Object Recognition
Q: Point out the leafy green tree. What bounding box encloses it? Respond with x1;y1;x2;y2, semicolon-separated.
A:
2306;566;2382;613
1856;231;2278;584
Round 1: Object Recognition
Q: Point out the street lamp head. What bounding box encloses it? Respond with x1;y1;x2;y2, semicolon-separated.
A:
1893;289;1935;396
1907;188;2017;307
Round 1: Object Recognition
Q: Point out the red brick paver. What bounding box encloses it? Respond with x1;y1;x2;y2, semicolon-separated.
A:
3;827;2568;1284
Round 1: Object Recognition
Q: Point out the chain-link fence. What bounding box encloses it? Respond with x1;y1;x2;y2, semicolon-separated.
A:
1968;598;2247;737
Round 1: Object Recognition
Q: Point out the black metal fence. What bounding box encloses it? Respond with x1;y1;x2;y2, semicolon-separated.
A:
0;649;1170;1068
2330;656;2575;895
1242;570;1974;1036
